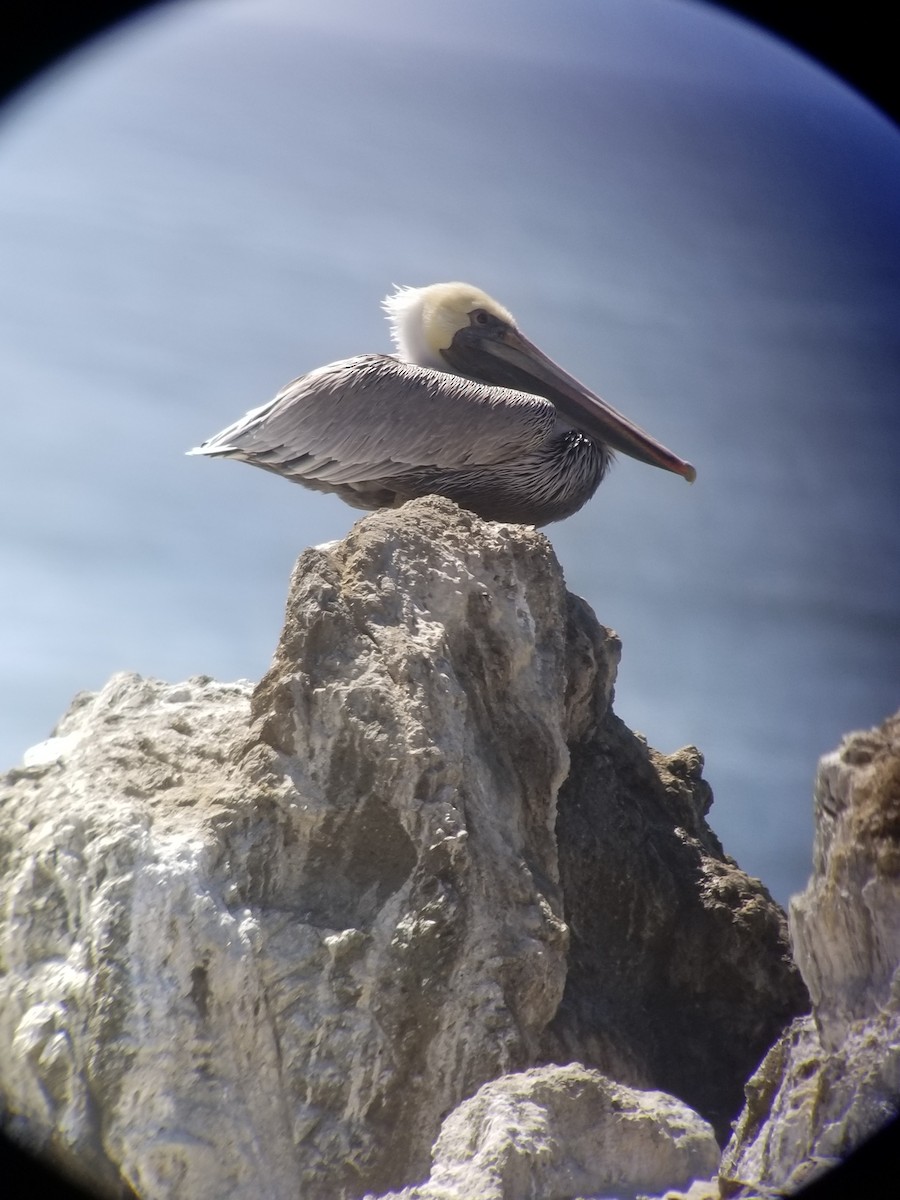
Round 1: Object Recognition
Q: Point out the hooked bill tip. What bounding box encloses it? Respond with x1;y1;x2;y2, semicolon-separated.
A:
682;463;697;484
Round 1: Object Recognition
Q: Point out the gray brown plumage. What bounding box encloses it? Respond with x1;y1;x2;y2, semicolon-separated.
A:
189;283;695;526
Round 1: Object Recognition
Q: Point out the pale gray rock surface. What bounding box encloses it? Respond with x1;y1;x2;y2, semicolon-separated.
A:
369;1064;720;1200
791;712;900;1045
0;498;804;1199
720;712;900;1195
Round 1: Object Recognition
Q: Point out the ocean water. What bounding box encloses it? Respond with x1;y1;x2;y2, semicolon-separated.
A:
1;0;898;904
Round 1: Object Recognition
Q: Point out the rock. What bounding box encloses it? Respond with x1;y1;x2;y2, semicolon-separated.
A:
368;1064;720;1200
546;681;808;1141
720;713;900;1195
0;498;803;1199
790;713;900;1044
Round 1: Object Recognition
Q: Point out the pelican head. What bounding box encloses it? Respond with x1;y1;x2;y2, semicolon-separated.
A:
383;282;696;484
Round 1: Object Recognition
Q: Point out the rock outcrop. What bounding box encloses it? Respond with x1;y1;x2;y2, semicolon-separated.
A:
546;676;806;1140
720;712;900;1195
0;498;806;1199
372;1064;720;1200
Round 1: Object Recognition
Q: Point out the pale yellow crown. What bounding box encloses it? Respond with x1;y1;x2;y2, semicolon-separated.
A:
383;282;515;369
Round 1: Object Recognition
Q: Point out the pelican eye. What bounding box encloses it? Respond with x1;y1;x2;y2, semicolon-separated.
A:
470;308;509;336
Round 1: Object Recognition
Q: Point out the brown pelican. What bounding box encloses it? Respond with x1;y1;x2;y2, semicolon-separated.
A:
188;283;695;525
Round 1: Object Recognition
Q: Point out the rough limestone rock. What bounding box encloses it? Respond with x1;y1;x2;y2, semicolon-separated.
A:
0;498;804;1199
720;712;900;1195
369;1063;720;1200
545;655;808;1140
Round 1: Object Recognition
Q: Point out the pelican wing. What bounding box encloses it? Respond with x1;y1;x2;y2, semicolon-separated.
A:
190;354;556;484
